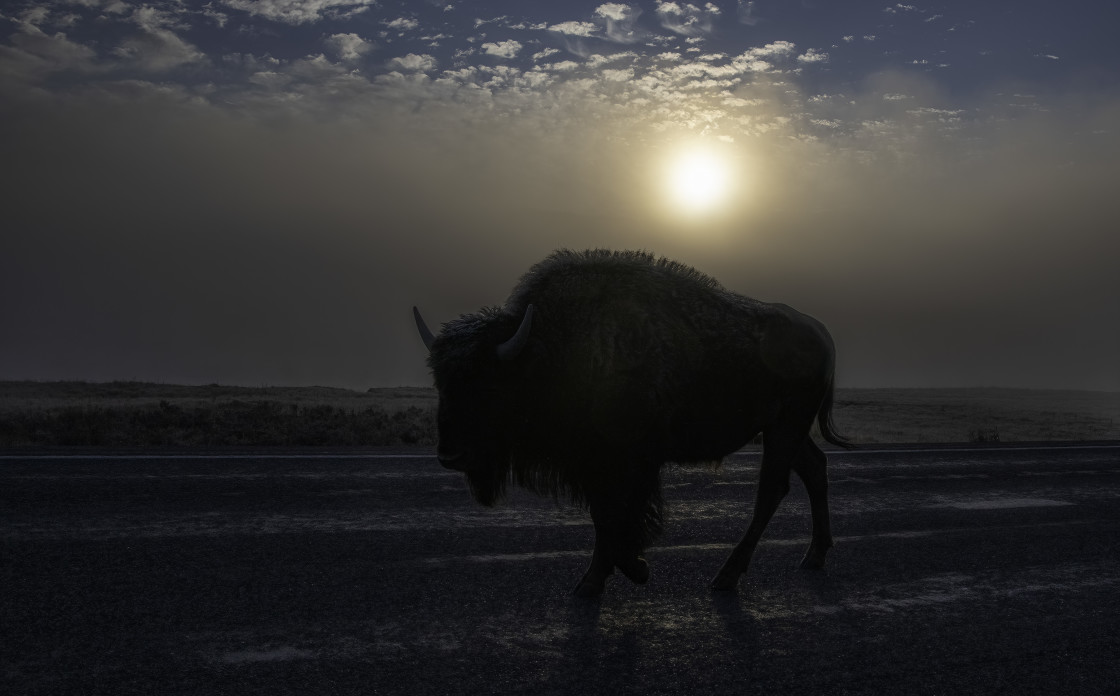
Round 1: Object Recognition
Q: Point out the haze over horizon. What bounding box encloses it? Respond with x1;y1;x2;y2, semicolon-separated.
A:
2;1;1118;392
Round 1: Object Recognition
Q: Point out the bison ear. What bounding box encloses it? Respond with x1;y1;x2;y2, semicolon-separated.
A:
413;306;436;352
496;304;534;362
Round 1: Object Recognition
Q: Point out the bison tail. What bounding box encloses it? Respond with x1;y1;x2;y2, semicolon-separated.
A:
818;379;855;450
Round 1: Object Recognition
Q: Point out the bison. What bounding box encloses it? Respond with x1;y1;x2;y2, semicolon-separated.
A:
413;249;851;597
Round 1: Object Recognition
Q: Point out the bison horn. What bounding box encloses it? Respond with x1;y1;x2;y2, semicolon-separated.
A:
412;306;436;352
496;304;534;361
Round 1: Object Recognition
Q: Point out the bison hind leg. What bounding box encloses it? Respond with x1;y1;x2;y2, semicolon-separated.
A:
791;438;833;571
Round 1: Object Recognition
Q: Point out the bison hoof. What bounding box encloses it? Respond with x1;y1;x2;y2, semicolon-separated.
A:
799;546;829;570
799;555;826;571
573;579;606;598
709;572;739;592
617;556;649;585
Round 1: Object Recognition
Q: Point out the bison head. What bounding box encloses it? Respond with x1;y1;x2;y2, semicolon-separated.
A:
413;305;534;504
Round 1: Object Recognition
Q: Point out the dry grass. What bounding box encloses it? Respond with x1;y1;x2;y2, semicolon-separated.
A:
0;382;437;448
1;381;1117;446
833;387;1120;443
0;382;436;414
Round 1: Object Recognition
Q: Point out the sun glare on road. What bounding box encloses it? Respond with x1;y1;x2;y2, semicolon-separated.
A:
663;144;737;217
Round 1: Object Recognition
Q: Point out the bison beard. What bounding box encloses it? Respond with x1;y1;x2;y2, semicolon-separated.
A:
415;249;852;597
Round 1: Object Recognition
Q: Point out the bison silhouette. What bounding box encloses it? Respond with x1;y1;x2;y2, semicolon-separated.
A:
413;249;851;597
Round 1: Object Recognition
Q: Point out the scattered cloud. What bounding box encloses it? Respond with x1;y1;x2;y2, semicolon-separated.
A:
797;48;829;64
0;0;1114;395
325;33;374;62
601;67;634;82
737;0;759;26
0;22;98;81
384;16;419;33
389;53;436;72
112;5;207;72
548;21;597;37
656;1;722;37
220;0;377;25
542;60;580;72
595;2;643;43
729;40;797;71
473;15;509;29
202;5;230;27
587;52;637;68
482;40;522;59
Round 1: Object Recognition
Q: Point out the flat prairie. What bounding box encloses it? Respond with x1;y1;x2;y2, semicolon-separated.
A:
0;382;1117;445
830;387;1120;443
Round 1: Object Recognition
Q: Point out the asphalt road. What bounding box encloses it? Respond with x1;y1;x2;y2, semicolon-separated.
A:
2;443;1119;695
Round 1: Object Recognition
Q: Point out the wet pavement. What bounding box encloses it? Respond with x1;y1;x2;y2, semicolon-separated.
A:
2;444;1119;695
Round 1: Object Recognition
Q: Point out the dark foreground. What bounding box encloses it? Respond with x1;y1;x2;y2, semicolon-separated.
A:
2;444;1119;695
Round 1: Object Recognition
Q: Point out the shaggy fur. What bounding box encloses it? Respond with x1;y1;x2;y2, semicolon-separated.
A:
421;248;850;593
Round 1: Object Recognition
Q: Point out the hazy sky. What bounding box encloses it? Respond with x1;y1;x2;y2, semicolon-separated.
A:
2;0;1118;391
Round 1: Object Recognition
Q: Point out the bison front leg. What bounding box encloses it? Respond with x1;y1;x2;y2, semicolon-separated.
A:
573;489;652;597
573;506;619;598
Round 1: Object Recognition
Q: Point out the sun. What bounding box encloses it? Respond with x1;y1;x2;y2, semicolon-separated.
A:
663;144;736;216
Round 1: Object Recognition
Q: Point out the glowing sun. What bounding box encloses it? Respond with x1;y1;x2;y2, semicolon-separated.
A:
664;145;736;215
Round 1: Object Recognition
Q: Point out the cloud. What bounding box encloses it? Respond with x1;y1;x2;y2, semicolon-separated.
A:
389;53;436;72
473;15;509;29
548;21;597;37
656;1;721;37
594;3;631;21
601;67;634;82
547;5;644;50
1;0;1116;393
0;21;98;82
17;6;50;25
586;52;637;68
745;40;796;59
481;40;522;59
325;33;374;62
542;60;580;72
220;0;377;25
203;6;230;27
721;40;797;72
384;17;419;32
594;3;643;44
797;48;829;64
737;0;759;26
112;6;207;72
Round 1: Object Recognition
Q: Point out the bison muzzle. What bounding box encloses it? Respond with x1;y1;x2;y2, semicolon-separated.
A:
414;249;852;597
